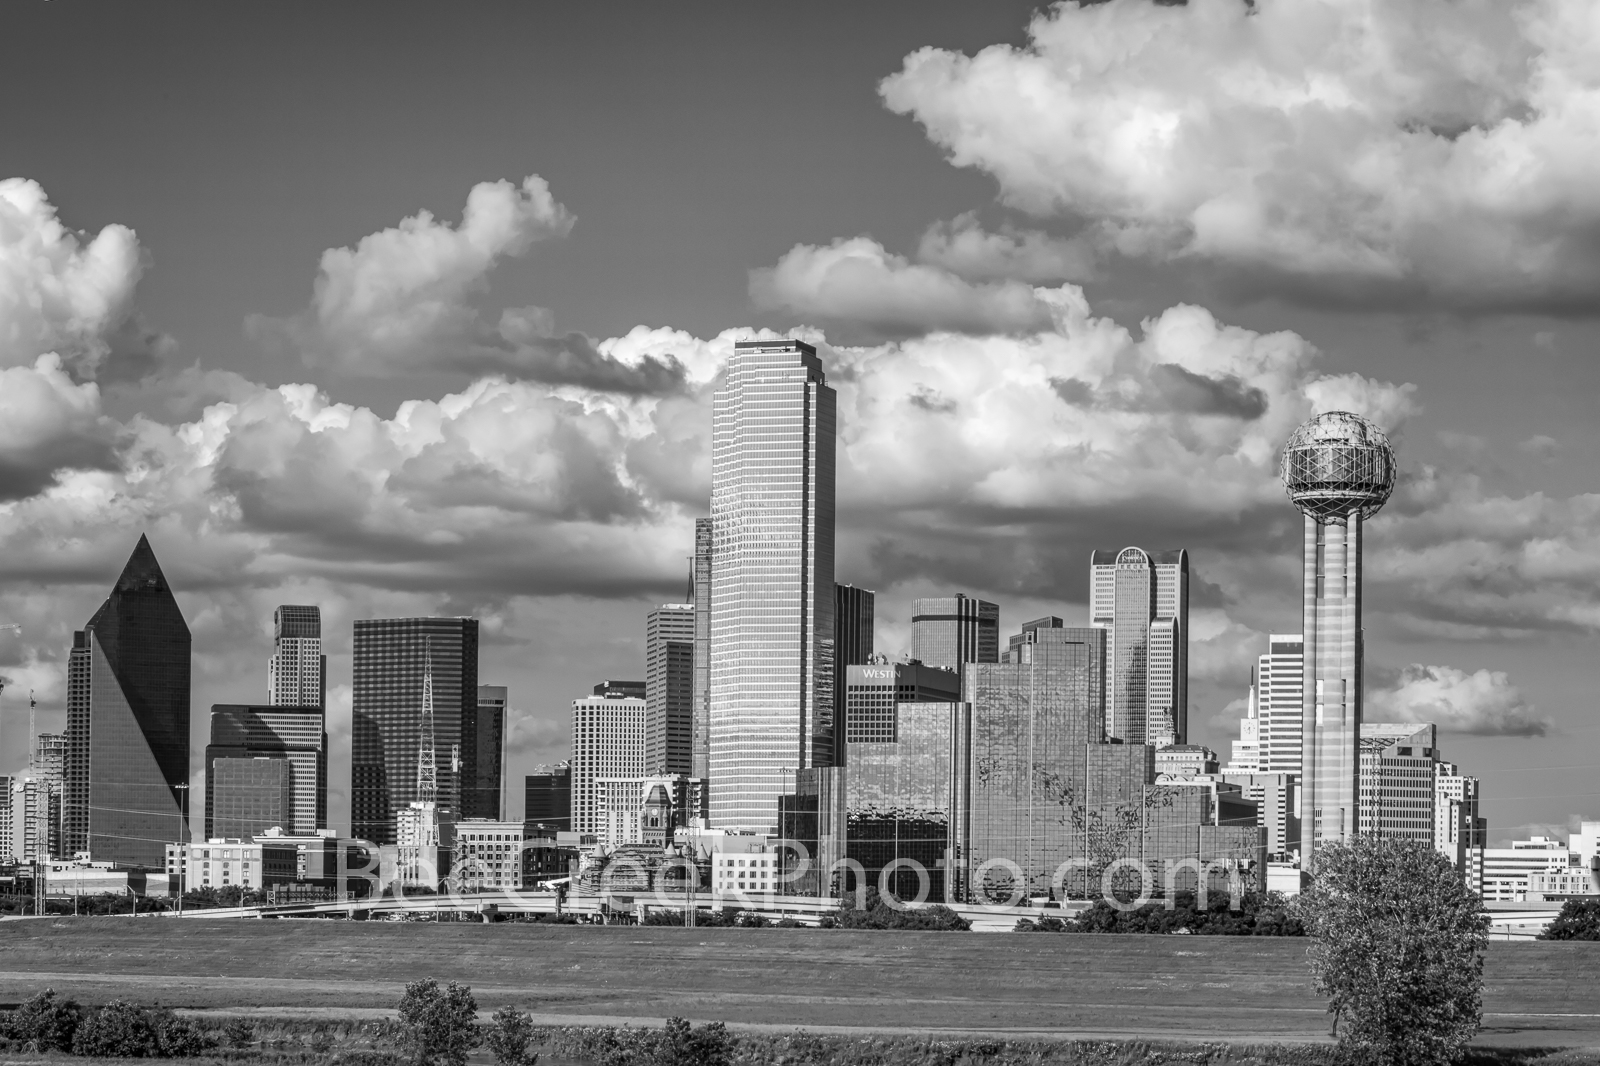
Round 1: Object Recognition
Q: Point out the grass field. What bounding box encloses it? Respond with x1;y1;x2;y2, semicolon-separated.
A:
0;919;1596;1049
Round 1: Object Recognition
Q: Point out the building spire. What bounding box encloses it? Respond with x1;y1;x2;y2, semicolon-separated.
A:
416;637;437;803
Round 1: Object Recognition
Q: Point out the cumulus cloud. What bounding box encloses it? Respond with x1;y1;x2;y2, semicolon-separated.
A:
917;213;1096;284
0;355;118;499
880;0;1600;310
1369;663;1549;736
751;236;1058;337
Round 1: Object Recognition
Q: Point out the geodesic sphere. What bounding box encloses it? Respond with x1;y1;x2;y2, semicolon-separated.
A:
1280;411;1397;524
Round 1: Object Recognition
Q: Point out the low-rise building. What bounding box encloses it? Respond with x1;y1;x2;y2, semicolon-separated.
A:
48;854;173;898
165;839;268;891
453;819;523;891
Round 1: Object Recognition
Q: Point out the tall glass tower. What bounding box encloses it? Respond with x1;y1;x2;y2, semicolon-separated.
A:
910;594;999;687
709;339;836;832
1089;548;1189;746
1280;411;1396;872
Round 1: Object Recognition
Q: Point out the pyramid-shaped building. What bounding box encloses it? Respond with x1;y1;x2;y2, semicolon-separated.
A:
63;534;192;868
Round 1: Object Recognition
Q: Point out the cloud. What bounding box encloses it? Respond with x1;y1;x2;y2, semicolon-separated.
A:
880;0;1600;310
1369;663;1549;737
917;213;1095;284
0;355;119;500
751;236;1059;337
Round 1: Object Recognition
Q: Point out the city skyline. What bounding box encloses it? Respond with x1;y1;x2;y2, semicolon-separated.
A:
2;3;1597;848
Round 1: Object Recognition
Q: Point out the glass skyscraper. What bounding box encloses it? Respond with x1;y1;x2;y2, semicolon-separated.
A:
467;685;506;820
691;518;713;781
833;583;875;764
350;617;479;844
205;704;327;836
910;594;999;686
645;604;695;776
63;535;191;868
709;339;836;832
1089;548;1189;747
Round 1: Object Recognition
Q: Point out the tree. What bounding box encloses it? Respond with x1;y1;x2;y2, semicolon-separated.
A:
72;1001;160;1058
3;989;82;1051
1301;836;1489;1066
397;978;482;1066
484;1006;536;1066
653;1017;733;1066
1541;898;1600;941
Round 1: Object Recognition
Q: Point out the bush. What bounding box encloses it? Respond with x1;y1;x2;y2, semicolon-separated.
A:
397;978;481;1066
1302;835;1489;1066
1541;898;1600;940
150;1008;209;1057
653;1017;733;1066
3;988;83;1051
223;1017;256;1048
485;1006;537;1066
734;911;770;928
72;1001;160;1058
835;889;970;931
774;916;803;928
1060;891;1303;936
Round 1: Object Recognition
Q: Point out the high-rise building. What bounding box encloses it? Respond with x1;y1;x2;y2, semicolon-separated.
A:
1435;761;1486;872
833;583;875;765
6;776;55;864
1258;636;1305;774
350;617;478;844
691;518;713;781
645;604;695;776
1358;723;1438;845
709;338;837;832
31;733;65;859
1281;412;1397;871
209;757;293;840
571;688;646;835
204;704;326;837
843;662;960;744
910;594;999;686
466;685;506;820
268;605;325;708
525;762;572;831
62;535;191;868
1090;548;1189;747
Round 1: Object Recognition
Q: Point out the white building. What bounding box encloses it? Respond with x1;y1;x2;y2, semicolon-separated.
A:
268;605;324;707
6;776;56;864
711;839;784;897
1475;837;1571;902
391;801;450;889
1257;636;1304;774
1358;723;1438;844
1226;680;1263;773
1434;761;1486;870
46;854;172;898
572;691;646;835
453;818;523;891
165;839;267;891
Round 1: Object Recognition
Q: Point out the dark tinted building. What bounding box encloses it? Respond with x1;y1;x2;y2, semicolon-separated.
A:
844;701;957;901
525;762;572;831
843;661;960;744
466;686;506;820
593;679;645;699
350;617;479;844
691;519;713;780
910;594;999;685
833;584;875;764
210;757;292;839
205;704;326;836
645;605;695;776
63;535;191;868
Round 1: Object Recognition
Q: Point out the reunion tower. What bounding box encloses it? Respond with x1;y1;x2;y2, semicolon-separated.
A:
1280;411;1397;873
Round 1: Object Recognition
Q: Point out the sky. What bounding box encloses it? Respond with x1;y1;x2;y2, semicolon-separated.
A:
2;0;1599;844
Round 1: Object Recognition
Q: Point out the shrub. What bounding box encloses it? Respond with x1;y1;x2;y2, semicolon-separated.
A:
150;1008;209;1057
1302;835;1489;1066
653;1017;733;1066
485;1006;537;1066
223;1017;256;1048
72;1001;160;1058
1060;891;1303;935
1541;898;1600;940
734;911;770;928
835;889;971;931
397;978;482;1066
3;988;83;1052
774;916;803;928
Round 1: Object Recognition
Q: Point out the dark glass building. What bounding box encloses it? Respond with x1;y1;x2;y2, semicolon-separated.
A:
350;617;479;844
691;518;713;781
209;757;292;839
466;685;506;820
645;605;695;776
832;583;875;765
62;535;192;868
205;704;326;836
910;594;999;685
843;701;957;901
525;762;572;831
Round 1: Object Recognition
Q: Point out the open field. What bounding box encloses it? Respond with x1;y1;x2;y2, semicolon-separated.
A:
1;919;1597;1048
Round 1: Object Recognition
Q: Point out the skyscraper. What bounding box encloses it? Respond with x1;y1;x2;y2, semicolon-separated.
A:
350;617;479;844
1258;635;1305;773
833;583;875;764
1358;722;1438;846
645;604;695;776
691;518;713;781
571;686;646;835
525;761;572;831
62;535;191;868
205;704;326;836
910;594;999;685
268;605;325;708
1090;548;1189;747
467;685;507;820
709;338;836;832
1281;412;1397;871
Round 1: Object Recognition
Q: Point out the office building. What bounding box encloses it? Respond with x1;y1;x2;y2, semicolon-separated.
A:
646;605;695;776
1005;616;1064;659
6;776;55;864
453;819;525;891
465;685;506;820
525;762;572;831
209;757;293;840
1090;548;1189;747
1358;723;1438;845
910;594;999;685
205;704;326;837
1219;771;1301;860
268;605;325;708
691;518;713;781
1281;412;1397;870
62;535;191;868
350;617;479;844
846;700;958;901
1248;636;1307;774
709;338;837;832
1435;761;1486;871
833;583;876;764
843;661;960;743
1156;745;1219;778
1475;837;1572;902
571;688;646;835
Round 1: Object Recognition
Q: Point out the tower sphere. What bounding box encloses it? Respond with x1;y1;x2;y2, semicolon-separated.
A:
1280;410;1396;524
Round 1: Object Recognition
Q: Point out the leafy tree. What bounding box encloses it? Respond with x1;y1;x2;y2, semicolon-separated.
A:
3;988;83;1051
397;978;482;1066
1301;835;1489;1066
1541;898;1600;941
72;1001;160;1057
485;1006;537;1066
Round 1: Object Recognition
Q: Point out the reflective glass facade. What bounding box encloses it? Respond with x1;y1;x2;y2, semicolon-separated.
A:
910;595;999;686
833;583;875;765
709;340;836;831
525;762;572;831
843;662;960;744
210;757;292;839
646;605;696;776
205;704;326;836
62;536;191;868
1090;548;1189;746
691;519;713;781
350;617;478;844
467;686;506;820
844;701;955;901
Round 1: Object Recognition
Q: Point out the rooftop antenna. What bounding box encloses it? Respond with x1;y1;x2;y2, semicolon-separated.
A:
416;638;437;804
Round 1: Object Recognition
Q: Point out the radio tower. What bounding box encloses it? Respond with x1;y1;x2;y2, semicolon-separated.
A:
416;639;437;803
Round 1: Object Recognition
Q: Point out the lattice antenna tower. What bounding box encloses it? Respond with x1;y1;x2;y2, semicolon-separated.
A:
416;637;438;803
